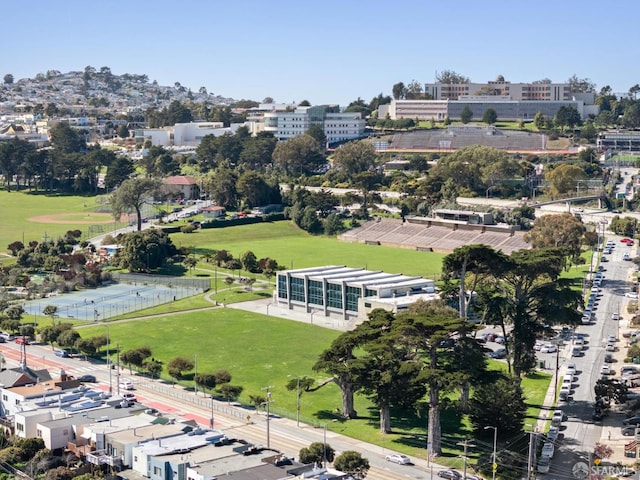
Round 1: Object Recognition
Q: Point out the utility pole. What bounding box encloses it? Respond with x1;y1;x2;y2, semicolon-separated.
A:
116;344;120;396
554;346;560;400
526;425;537;480
457;439;476;480
261;386;274;449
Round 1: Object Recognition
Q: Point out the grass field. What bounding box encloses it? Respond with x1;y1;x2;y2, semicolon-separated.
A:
172;222;445;278
0;190;129;252
77;308;550;462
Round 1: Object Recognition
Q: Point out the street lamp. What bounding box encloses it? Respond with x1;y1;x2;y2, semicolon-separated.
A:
104;323;112;395
261;386;274;448
288;375;301;427
484;426;498;480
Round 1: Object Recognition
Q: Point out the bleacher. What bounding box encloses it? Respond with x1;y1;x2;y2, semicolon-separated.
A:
339;218;530;254
389;128;547;152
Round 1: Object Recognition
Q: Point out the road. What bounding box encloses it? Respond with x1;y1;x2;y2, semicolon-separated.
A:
1;340;441;480
539;234;638;478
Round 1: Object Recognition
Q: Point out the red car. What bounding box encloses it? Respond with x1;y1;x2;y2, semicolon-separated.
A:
15;337;30;345
621;238;635;246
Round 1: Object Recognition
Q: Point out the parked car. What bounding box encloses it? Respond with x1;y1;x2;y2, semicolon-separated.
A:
438;470;461;480
546;426;560;442
566;363;578;375
551;409;564;425
0;332;14;341
385;454;411;465
572;347;584;357
15;337;30;345
122;393;137;402
540;343;557;353
601;365;612;376
624;253;632;261
613;312;621;321
537;456;550;474
78;375;96;383
622;425;638;436
541;442;555;458
605;353;614;363
54;349;69;358
490;348;508;359
623;415;640;425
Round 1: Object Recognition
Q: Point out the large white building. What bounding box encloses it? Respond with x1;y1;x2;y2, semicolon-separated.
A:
263;105;366;145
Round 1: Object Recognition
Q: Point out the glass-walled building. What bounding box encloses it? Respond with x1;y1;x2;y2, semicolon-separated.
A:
275;266;436;321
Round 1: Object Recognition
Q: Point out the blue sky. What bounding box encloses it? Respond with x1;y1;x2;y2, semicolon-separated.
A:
3;0;639;106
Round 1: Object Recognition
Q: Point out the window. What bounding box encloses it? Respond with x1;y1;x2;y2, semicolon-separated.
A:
290;277;305;303
154;466;161;475
308;280;323;306
36;429;42;438
277;275;287;299
327;283;342;309
134;456;138;462
16;423;24;432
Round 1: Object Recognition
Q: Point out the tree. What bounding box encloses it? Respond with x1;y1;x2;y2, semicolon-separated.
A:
554;105;581;131
436;70;470;84
392;82;406;100
218;384;243;403
3;74;14;84
544;164;587;195
111;177;160;231
525;213;586;260
57;330;81;352
104;156;134;189
145;359;163;378
567;74;596;93
334;451;370;479
121;348;150;374
194;373;217;394
116;229;178;272
331;140;377;178
42;305;58;323
324;214;344;236
469;374;526;436
405;80;424;100
460;106;473;124
75;338;97;358
167;356;194;383
272;135;325;177
533;111;545;130
183;256;197;271
299;442;335;465
482;108;497;125
306;124;327;148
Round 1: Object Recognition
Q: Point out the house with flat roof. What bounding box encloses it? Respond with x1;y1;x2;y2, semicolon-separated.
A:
276;265;436;321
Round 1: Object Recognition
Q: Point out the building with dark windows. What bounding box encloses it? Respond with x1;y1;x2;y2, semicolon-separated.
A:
275;266;436;321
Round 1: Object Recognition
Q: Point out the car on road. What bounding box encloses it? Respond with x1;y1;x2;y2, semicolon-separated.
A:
613;312;621;321
622;425;637;436
537;456;550;474
122;392;137;402
437;469;461;480
624;253;632;261
540;343;557;353
15;337;30;345
546;426;560;442
78;375;96;383
54;349;69;358
625;292;639;299
572;346;584;357
120;380;134;391
385;454;411;465
541;442;555;458
551;409;564;425
621;238;634;244
623;415;640;425
621;468;636;477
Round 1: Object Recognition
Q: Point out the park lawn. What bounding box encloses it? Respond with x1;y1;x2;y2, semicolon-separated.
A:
171;222;445;279
0;190;127;253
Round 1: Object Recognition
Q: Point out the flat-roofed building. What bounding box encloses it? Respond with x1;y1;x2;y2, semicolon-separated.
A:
276;266;436;321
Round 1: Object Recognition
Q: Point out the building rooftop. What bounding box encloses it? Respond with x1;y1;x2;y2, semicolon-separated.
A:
106;421;189;445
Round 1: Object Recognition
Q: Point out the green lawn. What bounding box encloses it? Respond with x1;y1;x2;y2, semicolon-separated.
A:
171;222;445;278
0;190;128;253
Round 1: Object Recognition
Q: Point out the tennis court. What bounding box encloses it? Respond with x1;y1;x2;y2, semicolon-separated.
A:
22;278;206;321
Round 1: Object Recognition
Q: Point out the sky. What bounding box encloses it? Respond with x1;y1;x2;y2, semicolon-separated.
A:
3;0;640;106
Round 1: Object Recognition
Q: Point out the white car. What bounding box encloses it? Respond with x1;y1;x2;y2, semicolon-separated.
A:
566;363;577;376
540;343;557;353
542;442;555;458
606;343;616;352
385;454;411;465
608;334;618;343
601;365;612;376
120;380;134;391
546;426;560;442
613;313;621;321
551;409;564;425
626;292;639;299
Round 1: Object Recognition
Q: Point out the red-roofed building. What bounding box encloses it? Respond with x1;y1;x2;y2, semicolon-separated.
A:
162;176;199;200
202;206;226;219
